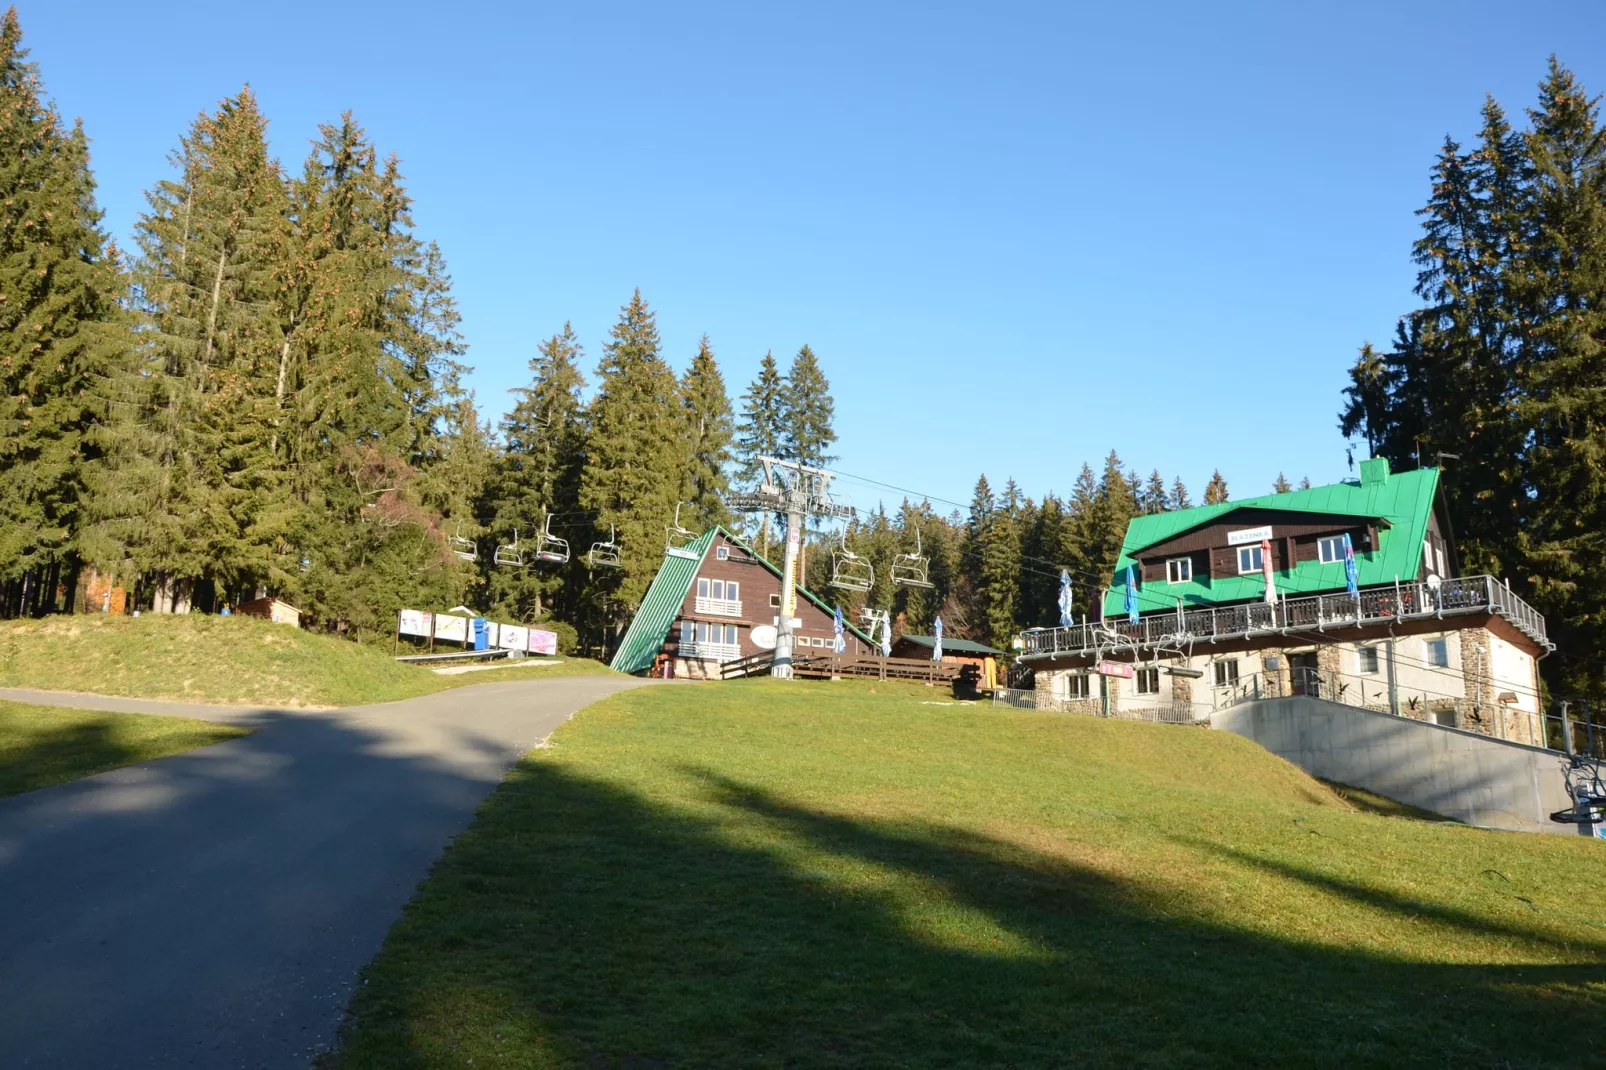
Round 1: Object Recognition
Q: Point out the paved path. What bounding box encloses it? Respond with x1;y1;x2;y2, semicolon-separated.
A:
0;675;649;1068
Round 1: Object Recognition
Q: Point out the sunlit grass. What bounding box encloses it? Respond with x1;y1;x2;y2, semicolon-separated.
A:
333;679;1606;1068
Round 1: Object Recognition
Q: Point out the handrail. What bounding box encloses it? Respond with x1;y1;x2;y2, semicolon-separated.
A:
1019;574;1550;660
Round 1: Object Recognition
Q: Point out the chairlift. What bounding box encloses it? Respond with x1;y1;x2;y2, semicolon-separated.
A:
448;524;477;563
891;522;935;589
587;525;622;569
535;513;570;565
494;529;525;568
830;529;874;592
664;502;696;554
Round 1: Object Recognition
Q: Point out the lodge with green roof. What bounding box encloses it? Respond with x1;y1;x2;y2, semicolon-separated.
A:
1019;459;1552;746
610;526;875;678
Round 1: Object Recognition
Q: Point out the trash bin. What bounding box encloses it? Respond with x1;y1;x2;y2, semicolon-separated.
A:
471;618;490;651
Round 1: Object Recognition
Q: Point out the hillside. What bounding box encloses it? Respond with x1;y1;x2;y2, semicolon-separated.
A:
334;679;1606;1069
0;616;610;708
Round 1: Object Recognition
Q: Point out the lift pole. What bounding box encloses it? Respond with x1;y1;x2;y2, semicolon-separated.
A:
726;457;854;678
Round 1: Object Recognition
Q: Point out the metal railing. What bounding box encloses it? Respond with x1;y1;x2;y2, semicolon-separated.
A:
1019;575;1550;660
990;687;1208;725
680;640;741;661
693;596;743;617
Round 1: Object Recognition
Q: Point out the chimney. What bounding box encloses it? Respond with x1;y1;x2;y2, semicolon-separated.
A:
1359;457;1390;488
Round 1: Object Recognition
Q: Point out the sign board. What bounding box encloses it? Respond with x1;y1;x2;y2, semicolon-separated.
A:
1227;525;1274;546
750;624;778;650
433;614;468;643
1096;661;1134;679
498;624;528;652
527;629;558;656
398;609;432;638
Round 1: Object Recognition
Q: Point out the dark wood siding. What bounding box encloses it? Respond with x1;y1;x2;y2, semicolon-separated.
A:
1139;509;1377;580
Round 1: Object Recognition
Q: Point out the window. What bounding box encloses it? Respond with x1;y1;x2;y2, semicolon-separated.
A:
697;578;709;598
1357;646;1379;674
1136;668;1160;694
1214;659;1239;686
1063;674;1090;699
716;546;729;560
710;579;724;599
1425;638;1449;668
726;581;738;601
1436;546;1446;577
680;621;694;644
769;593;781;608
1237;546;1263;574
1166;557;1192;583
1317;535;1344;564
724;624;739;645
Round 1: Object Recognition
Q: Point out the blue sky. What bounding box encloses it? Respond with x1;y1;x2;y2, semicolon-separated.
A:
25;1;1604;515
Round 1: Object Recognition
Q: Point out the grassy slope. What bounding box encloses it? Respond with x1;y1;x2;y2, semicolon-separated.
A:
0;698;247;797
334;679;1606;1070
0;616;612;708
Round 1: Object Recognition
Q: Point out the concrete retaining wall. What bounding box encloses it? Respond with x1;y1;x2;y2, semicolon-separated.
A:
1213;696;1576;834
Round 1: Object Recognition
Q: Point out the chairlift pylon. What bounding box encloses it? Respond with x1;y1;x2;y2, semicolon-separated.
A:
587;525;622;569
448;523;477;563
891;521;935;589
494;529;525;568
830;529;874;593
535;513;570;565
664;502;696;554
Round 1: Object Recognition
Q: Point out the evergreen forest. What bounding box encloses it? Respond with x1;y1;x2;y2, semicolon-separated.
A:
3;10;1603;693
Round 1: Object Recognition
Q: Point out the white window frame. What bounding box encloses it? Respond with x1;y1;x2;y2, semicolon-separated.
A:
1425;638;1449;668
1237;546;1263;574
1065;674;1089;699
1357;646;1379;674
716;545;730;560
680;621;694;644
1317;536;1344;564
1214;659;1239;686
697;578;709;598
1135;668;1160;695
1165;557;1192;584
769;593;781;607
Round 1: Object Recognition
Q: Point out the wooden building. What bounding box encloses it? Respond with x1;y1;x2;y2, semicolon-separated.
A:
610;527;875;678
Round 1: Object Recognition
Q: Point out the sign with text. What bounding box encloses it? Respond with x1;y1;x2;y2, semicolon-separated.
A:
433;614;468;643
1227;525;1273;546
498;624;528;652
1096;661;1134;678
399;609;432;638
527;629;558;656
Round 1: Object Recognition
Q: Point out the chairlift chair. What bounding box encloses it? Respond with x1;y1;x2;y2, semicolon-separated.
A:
830;530;874;593
535;514;570;565
891;522;935;589
587;525;622;569
664;502;696;554
494;529;526;568
448;524;478;563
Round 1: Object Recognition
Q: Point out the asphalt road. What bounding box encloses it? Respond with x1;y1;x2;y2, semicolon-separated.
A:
0;675;648;1068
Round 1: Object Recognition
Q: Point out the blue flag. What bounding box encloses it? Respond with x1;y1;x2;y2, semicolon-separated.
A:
1124;565;1140;624
833;605;846;654
932;615;944;661
1342;532;1359;597
1057;569;1074;627
880;615;892;658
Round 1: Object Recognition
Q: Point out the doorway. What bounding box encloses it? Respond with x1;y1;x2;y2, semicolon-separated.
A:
1289;652;1320;697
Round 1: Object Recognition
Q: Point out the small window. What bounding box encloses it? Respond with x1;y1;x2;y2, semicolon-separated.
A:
716;546;729;560
1425;638;1449;668
710;579;724;599
1358;646;1379;674
1064;674;1089;699
680;621;694;644
697;578;710;598
769;593;781;608
724;625;739;645
1135;668;1160;694
1317;536;1344;564
1237;546;1263;574
1165;557;1192;584
726;581;739;601
1214;659;1239;686
1436;546;1446;577
696;621;711;643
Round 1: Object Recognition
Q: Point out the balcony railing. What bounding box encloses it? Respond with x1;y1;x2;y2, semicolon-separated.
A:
680;640;741;662
1019;575;1550;660
693;596;743;617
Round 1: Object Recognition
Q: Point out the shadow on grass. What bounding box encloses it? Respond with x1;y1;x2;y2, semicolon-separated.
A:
337;760;1606;1069
0;712;244;798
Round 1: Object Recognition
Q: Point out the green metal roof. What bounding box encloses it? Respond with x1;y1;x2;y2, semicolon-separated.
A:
1102;464;1442;618
896;635;1004;656
609;526;876;674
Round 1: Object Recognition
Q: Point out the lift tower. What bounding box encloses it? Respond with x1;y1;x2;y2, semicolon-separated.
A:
726;457;854;678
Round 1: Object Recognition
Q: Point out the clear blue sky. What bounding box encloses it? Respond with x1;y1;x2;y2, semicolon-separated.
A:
24;1;1604;515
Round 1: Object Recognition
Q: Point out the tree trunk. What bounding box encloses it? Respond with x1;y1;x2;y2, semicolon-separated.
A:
201;250;227;368
270;322;294;455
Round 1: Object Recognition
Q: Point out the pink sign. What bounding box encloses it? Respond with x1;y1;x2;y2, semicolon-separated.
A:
1096;661;1134;678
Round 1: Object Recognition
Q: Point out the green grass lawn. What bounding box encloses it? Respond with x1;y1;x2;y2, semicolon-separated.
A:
0;615;613;708
0;699;248;798
331;680;1606;1069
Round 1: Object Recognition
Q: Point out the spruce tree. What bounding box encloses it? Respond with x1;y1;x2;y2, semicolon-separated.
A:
734;350;785;550
1169;476;1192;510
1203;469;1230;504
779;344;837;468
1272;472;1292;494
1142;469;1168;513
580;290;688;610
681;334;734;531
0;10;126;614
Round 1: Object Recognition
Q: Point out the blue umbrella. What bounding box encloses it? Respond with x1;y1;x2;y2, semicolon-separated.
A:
1342;532;1359;598
880;615;893;658
932;615;944;661
832;605;846;654
1124;565;1140;624
1057;569;1074;627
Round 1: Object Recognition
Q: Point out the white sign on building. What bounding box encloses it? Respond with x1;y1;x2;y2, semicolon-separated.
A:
1227;525;1274;546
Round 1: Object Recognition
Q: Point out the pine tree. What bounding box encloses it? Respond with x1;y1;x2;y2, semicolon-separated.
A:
779;344;837;468
733;351;785;551
580;290;688;612
1298;476;1312;491
681;335;734;531
1203;469;1230;504
1142;469;1168;513
0;10;127;615
1272;472;1292;494
1168;476;1192;511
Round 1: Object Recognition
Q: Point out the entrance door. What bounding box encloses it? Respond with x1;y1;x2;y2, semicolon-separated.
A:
1289;653;1320;696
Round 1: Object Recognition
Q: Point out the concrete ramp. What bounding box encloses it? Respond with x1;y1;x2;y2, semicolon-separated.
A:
1213;696;1577;834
